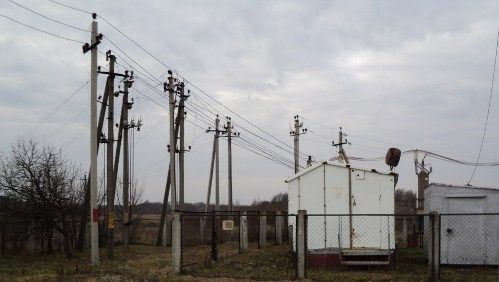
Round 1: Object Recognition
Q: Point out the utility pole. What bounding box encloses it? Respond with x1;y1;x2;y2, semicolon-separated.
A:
221;117;240;211
82;13;103;265
76;68;109;251
122;77;134;250
215;116;220;210
205;115;221;211
89;20;99;265
165;70;177;211
332;127;350;164
111;71;134;198
105;51;115;259
204;135;217;212
289;115;307;174
155;114;181;246
414;150;431;237
178;84;190;209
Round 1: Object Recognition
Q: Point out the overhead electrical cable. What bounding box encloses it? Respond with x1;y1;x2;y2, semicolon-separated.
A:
0;14;85;44
25;80;90;136
468;30;499;184
93;15;312;158
47;0;92;15
8;0;89;32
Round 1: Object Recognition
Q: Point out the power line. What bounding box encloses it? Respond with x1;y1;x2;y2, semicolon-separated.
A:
95;15;310;158
47;0;92;15
49;108;87;136
25;80;90;136
468;30;499;184
8;0;89;32
0;14;85;44
130;79;297;168
95;17;312;163
349;149;499;167
132;71;307;164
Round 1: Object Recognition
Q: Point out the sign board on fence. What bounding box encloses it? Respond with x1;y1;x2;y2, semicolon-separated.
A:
222;220;234;230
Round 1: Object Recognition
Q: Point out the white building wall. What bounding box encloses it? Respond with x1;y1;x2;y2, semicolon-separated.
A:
424;184;499;265
324;164;349;249
287;162;395;251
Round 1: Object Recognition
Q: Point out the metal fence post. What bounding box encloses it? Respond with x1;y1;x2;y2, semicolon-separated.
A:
259;211;267;248
288;224;293;243
276;211;283;245
172;211;181;274
297;210;306;279
211;211;218;261
0;224;5;258
200;216;205;244
434;213;440;280
240;211;248;253
28;220;35;256
402;217;408;248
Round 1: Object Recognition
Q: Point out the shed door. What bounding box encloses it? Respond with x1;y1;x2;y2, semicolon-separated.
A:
445;198;486;264
351;170;381;248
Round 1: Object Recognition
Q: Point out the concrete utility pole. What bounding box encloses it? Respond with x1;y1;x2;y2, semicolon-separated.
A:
178;84;190;209
105;52;116;259
290;115;307;174
122;78;134;250
226;118;233;211
156;114;181;246
83;13;102;265
215;116;220;210
166;70;177;211
332;127;350;164
414;150;431;237
76;72;109;251
204;115;223;211
204;135;217;212
221;117;239;211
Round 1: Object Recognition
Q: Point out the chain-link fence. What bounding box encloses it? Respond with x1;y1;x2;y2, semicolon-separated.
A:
178;210;296;277
439;213;499;266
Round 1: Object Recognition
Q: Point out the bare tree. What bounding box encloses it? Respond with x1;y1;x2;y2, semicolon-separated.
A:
0;138;83;258
115;177;144;218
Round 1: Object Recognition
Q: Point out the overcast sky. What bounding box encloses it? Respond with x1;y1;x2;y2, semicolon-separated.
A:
1;0;499;204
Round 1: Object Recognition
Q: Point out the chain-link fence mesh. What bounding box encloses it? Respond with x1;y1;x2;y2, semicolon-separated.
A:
180;212;213;268
440;213;499;265
178;211;297;278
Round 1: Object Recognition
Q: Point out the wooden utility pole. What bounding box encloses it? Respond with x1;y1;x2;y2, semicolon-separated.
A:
122;78;133;250
290;115;307;174
105;52;116;259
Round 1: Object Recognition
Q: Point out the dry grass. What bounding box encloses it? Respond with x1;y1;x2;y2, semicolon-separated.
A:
1;244;497;281
0;245;174;281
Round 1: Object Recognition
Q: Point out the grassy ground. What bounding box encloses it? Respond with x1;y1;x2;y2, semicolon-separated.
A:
1;244;497;281
0;245;174;281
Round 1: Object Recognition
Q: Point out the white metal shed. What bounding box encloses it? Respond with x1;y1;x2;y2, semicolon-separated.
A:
286;161;396;251
424;183;499;265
